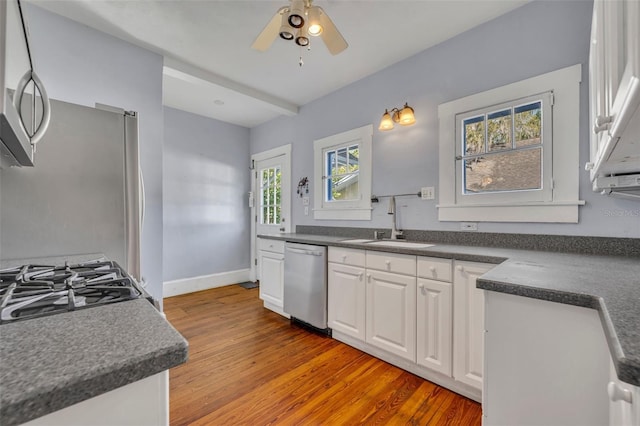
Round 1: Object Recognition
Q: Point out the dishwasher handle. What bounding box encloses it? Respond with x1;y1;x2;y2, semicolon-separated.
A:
286;247;324;256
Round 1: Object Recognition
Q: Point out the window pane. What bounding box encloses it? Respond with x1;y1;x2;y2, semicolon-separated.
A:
515;102;541;147
348;145;359;172
275;206;281;224
464;116;485;155
487;109;512;151
261;206;268;224
464;148;542;193
261;169;269;186
333;147;348;175
326;150;335;177
331;175;359;201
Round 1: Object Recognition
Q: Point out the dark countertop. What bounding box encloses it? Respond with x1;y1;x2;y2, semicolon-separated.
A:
0;255;189;426
259;232;640;386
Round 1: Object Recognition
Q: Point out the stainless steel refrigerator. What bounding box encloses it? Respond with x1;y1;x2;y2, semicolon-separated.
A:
0;98;142;281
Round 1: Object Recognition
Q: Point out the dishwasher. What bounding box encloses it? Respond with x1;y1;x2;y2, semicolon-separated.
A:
283;242;329;334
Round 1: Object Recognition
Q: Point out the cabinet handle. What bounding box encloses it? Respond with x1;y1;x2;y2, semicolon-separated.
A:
418;283;424;290
456;265;464;272
358;272;363;281
608;382;633;404
429;266;436;273
342;255;347;262
385;260;391;270
367;273;371;283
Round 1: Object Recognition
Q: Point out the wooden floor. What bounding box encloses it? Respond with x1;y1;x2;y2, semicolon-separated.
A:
164;285;481;426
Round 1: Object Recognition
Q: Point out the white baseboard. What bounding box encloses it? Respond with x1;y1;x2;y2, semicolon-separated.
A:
163;268;251;298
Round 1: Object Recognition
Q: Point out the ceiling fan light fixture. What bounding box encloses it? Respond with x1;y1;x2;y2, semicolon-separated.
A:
307;6;323;36
288;0;305;28
295;30;310;47
379;110;394;131
279;11;294;40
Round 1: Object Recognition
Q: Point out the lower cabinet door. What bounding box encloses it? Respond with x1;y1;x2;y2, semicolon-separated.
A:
453;261;493;390
416;278;452;376
366;270;416;361
258;250;284;308
328;262;365;340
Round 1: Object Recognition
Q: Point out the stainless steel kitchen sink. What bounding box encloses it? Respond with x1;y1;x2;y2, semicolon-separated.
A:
365;240;435;249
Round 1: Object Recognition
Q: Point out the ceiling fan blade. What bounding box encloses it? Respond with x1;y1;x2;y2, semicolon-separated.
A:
317;6;348;55
251;7;287;52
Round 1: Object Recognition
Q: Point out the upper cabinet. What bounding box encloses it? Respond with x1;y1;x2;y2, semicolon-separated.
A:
586;0;640;196
588;0;640;194
0;0;50;168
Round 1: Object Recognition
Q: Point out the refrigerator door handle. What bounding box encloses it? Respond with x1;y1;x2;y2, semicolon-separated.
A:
140;169;146;228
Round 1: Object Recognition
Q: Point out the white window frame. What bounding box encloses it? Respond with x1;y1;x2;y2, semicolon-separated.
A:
314;125;373;220
455;92;553;205
438;64;584;223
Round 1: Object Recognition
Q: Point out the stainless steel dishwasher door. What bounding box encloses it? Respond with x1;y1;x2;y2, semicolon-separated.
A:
283;242;327;329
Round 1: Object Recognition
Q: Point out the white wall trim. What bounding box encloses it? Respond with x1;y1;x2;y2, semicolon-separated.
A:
163;268;250;298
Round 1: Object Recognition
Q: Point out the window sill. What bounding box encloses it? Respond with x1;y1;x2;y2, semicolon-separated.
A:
313;208;372;221
438;201;584;223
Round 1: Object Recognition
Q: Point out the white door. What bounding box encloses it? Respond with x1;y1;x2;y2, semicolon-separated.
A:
417;278;452;376
453;261;493;390
327;262;366;340
366;270;416;361
250;145;291;281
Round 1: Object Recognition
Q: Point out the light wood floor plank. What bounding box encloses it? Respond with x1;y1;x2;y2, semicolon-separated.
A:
165;285;481;425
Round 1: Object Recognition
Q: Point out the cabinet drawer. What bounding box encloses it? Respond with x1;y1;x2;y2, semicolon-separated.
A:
258;238;285;254
417;257;453;282
328;247;365;267
366;251;416;275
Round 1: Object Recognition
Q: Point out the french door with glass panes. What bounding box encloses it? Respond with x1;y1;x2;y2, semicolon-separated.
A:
251;146;291;282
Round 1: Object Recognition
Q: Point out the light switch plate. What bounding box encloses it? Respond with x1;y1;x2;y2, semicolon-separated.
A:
304;206;309;216
421;187;435;200
303;197;310;206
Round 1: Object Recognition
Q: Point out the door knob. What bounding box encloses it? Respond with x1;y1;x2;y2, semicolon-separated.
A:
456;265;464;272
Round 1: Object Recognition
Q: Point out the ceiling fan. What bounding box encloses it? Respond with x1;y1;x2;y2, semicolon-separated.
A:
252;0;348;57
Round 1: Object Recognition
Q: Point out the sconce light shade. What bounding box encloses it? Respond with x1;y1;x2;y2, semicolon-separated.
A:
307;6;323;36
379;102;416;131
398;103;416;126
378;110;394;131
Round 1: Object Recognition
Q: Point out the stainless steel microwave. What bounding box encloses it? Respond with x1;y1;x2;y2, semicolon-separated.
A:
0;0;50;167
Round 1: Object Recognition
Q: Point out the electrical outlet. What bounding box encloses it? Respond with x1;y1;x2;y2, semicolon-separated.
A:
304;206;309;216
303;197;310;206
461;222;478;231
421;187;435;200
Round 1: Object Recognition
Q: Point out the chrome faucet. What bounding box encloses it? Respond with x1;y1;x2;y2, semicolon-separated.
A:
388;196;403;239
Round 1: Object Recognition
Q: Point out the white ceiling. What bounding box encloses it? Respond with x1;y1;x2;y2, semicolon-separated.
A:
28;0;531;128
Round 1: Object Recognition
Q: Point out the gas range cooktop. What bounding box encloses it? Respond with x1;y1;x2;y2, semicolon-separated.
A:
0;259;149;324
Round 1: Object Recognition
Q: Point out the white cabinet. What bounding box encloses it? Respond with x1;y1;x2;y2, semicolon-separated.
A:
366;269;416;362
416;257;453;377
453;260;492;391
588;0;640;180
23;372;169;426
609;359;640;426
327;262;365;340
484;290;610;426
258;238;285;314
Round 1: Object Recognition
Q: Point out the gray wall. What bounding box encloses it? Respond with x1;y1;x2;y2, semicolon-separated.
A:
163;107;251;282
250;0;640;239
20;4;166;300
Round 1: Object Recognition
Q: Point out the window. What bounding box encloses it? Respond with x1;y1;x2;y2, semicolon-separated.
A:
438;64;583;223
456;93;552;205
314;125;373;220
259;166;281;225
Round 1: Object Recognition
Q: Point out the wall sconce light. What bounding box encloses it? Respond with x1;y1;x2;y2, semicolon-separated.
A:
378;102;416;131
